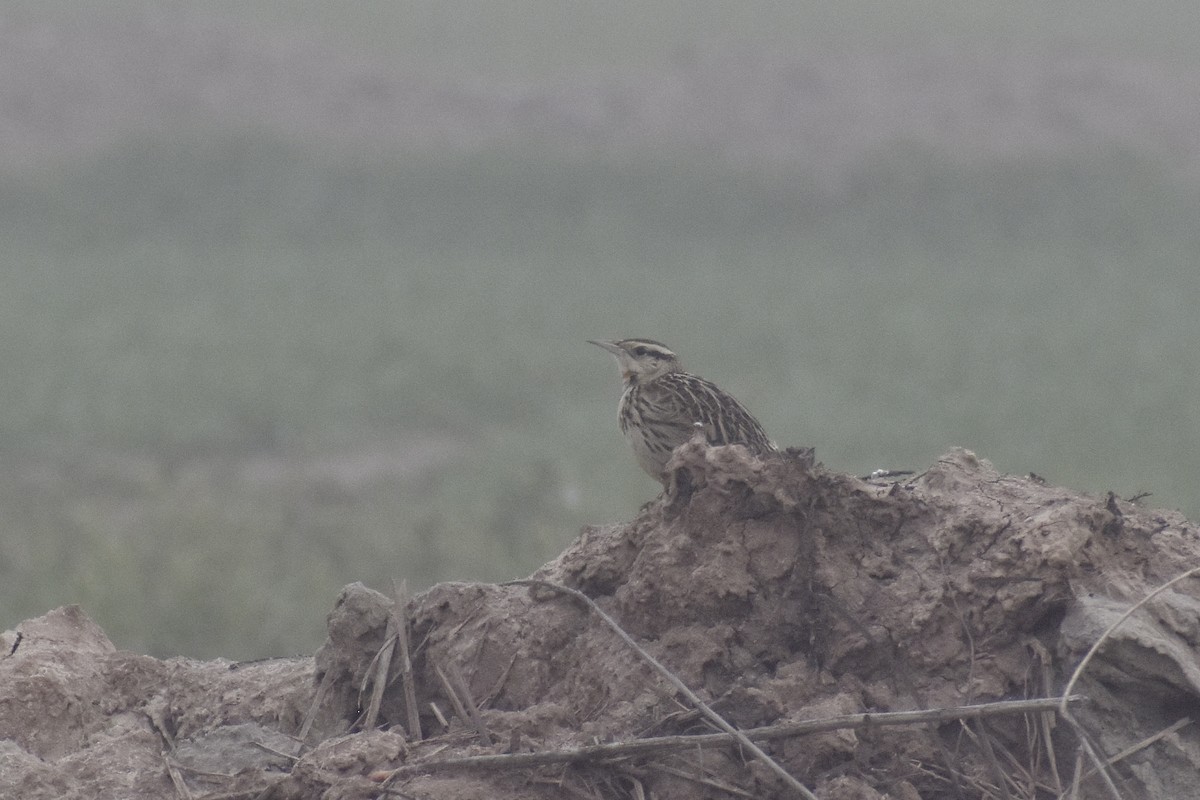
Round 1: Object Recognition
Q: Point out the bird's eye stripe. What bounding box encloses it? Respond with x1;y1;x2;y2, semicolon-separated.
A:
632;346;673;359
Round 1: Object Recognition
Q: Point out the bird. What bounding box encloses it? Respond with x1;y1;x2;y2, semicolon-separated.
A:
589;338;776;484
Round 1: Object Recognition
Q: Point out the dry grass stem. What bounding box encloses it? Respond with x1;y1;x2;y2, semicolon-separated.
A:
971;718;1013;800
1057;564;1200;800
373;697;1080;784
1081;716;1191;782
1061;565;1200;705
434;663;493;745
506;578;819;800
481;651;518;708
428;701;449;729
390;580;423;741
248;739;300;762
299;670;336;741
163;755;194;800
652;762;757;798
447;661;493;746
363;624;397;731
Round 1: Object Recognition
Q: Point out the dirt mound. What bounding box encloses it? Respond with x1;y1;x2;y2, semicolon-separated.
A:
3;445;1200;798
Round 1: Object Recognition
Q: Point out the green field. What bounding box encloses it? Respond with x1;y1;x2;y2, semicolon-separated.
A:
2;4;1198;658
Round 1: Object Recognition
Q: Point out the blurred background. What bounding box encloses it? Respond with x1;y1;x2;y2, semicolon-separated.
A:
2;1;1199;658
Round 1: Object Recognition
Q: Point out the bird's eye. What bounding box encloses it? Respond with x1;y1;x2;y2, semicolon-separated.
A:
634;347;649;357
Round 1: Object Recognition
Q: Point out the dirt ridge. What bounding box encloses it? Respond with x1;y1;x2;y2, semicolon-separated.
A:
3;445;1200;798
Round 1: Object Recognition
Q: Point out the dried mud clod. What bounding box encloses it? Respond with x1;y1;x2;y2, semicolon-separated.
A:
300;445;1200;799
4;446;1200;799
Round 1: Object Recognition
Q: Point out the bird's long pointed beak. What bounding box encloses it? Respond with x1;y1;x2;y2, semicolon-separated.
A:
587;339;623;355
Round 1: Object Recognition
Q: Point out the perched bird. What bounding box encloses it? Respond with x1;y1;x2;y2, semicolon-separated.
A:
589;338;776;484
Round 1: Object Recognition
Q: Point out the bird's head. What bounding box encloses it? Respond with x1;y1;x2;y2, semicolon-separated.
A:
588;338;680;385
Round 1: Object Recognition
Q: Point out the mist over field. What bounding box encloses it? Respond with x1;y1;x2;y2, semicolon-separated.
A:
2;1;1199;658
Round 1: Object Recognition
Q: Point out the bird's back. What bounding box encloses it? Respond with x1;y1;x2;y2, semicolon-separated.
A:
619;370;775;481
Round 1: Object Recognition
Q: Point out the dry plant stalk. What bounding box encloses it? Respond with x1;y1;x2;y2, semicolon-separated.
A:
391;580;423;741
435;662;493;745
1057;564;1200;800
505;578;820;800
1077;716;1191;786
428;701;449;729
447;661;493;746
299;670;336;741
163;755;194;800
373;696;1080;781
1060;565;1200;704
363;618;398;731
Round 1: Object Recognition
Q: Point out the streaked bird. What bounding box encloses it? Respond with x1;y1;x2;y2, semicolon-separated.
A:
589;338;776;484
